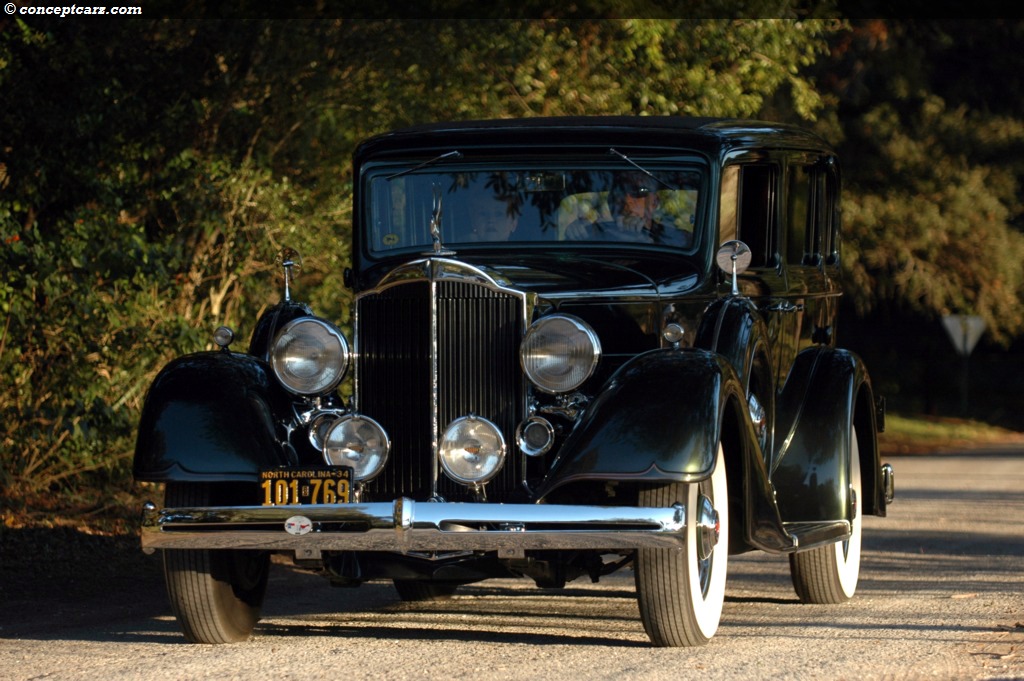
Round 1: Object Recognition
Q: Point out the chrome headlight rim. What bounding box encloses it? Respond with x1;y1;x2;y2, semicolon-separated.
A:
438;415;507;486
270;317;350;396
321;414;390;483
520;314;601;394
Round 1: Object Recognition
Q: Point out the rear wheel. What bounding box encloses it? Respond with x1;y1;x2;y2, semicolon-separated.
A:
392;580;459;602
635;445;729;647
162;482;270;643
789;428;863;603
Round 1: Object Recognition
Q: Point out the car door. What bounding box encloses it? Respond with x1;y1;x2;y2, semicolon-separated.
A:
783;154;842;359
722;157;794;392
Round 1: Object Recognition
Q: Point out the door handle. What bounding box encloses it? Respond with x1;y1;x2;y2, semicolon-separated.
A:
766;301;804;313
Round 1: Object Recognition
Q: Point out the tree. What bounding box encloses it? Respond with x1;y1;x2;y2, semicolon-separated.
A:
818;20;1024;343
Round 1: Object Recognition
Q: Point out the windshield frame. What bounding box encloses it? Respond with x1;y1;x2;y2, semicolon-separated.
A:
358;156;710;261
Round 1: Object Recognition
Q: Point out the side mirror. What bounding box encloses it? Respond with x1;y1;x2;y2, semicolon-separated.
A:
715;240;751;296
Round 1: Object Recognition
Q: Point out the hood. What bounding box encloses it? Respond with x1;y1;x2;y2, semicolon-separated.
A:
364;251;703;302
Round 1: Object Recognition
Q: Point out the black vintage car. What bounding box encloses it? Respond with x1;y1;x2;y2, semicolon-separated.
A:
135;116;895;647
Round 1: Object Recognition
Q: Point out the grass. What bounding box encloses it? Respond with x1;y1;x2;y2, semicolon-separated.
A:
879;412;1024;455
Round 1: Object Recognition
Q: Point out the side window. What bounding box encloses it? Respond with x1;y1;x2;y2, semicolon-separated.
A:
737;164;778;268
718;165;738;244
809;169;827;265
785;158;840;268
822;163;840;265
786;164;812;265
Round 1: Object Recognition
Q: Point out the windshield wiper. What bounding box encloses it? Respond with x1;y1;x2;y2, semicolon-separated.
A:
608;148;675;190
386;150;463;180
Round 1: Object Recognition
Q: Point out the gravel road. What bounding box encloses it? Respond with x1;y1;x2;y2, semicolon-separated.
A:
2;450;1022;680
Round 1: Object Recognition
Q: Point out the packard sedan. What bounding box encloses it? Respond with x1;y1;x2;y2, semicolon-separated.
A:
135;117;894;647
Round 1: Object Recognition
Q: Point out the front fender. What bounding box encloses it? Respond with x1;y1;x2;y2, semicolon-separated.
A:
537;349;745;497
694;296;769;388
133;351;293;482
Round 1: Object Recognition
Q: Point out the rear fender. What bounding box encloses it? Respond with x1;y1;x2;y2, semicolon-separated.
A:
133;352;294;482
772;347;883;521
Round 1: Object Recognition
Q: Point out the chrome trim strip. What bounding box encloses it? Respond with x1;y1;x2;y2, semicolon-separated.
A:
140;500;686;553
429;266;441;497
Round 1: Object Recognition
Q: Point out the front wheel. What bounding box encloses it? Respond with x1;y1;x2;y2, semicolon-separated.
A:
635;444;729;647
789;427;863;603
162;482;270;643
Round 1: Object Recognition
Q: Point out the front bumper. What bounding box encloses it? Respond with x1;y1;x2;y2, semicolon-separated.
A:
141;498;687;554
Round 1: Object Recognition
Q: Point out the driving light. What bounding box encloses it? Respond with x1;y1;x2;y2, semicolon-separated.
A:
322;415;390;482
439;415;506;485
520;314;601;393
270;317;350;395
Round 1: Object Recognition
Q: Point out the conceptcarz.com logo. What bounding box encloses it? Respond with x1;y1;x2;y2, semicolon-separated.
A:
5;3;143;17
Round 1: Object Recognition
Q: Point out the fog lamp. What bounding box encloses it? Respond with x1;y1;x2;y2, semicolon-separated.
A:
439;415;506;485
322;415;390;482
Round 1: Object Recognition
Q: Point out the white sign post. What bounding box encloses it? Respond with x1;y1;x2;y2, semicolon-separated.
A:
941;315;986;412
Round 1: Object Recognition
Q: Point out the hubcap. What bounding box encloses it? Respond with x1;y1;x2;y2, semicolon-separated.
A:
696;492;720;562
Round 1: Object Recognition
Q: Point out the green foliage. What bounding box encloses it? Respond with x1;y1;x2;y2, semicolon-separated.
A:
820;21;1024;343
0;18;356;500
336;19;834;124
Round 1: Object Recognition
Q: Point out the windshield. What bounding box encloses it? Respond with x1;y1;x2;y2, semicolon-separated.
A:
364;164;704;255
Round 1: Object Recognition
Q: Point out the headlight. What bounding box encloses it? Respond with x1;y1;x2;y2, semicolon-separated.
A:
520;314;601;393
322;415;390;482
270;317;349;395
439;416;506;486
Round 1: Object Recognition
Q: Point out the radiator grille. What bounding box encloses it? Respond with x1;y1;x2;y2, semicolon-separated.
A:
356;278;525;502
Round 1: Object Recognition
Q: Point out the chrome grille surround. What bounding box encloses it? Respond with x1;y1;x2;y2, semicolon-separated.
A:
354;259;531;502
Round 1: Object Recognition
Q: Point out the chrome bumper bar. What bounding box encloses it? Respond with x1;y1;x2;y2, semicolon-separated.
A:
141;499;686;554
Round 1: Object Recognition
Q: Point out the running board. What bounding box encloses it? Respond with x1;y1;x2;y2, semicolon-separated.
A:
781;520;851;551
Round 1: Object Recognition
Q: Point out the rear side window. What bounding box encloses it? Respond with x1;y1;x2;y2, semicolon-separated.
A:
786;164;812;265
785;158;840;267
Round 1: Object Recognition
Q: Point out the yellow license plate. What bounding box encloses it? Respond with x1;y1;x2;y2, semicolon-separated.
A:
259;468;351;506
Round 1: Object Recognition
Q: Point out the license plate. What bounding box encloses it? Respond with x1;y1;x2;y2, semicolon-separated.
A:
259;468;352;506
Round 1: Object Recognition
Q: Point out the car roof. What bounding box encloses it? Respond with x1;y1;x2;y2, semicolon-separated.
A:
354;116;833;161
